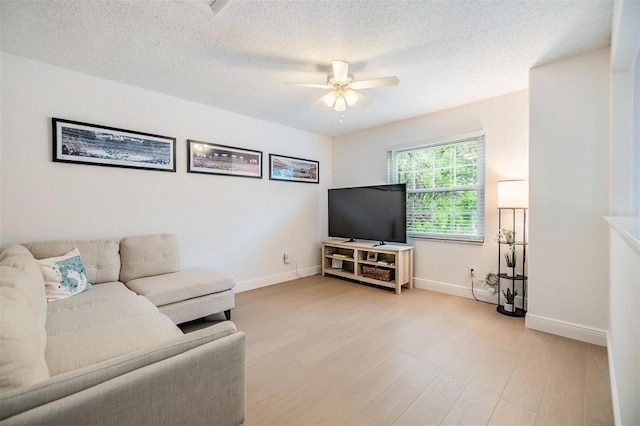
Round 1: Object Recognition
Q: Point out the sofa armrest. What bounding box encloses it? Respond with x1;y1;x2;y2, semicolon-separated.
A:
0;322;245;425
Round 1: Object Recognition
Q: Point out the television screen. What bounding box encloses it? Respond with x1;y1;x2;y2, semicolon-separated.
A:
328;184;407;244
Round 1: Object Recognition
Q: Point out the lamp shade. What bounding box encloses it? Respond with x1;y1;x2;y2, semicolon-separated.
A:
498;180;528;208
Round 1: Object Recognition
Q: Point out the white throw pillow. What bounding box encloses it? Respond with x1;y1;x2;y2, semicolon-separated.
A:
37;248;92;302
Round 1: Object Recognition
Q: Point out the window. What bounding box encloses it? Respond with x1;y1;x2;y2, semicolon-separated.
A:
388;134;485;243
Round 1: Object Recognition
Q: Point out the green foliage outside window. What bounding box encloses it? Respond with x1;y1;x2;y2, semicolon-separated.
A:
391;137;484;241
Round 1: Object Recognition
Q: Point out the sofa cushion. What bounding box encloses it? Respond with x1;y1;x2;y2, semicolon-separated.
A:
119;234;180;283
47;294;159;335
43;279;183;376
0;245;50;391
0;268;50;391
23;239;120;284
45;281;135;310
46;314;183;376
36;248;92;302
124;267;235;307
160;289;234;325
0;244;47;327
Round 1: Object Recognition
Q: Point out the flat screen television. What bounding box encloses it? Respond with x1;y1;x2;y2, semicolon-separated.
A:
328;184;407;245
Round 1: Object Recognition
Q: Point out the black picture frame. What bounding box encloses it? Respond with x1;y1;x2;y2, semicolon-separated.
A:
187;140;263;179
269;154;319;184
52;118;176;172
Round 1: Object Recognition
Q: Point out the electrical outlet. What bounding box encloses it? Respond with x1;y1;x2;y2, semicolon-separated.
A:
469;266;476;277
283;252;291;264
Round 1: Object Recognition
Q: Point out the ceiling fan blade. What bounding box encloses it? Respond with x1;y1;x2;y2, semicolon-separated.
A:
332;60;349;83
284;82;332;89
351;76;399;90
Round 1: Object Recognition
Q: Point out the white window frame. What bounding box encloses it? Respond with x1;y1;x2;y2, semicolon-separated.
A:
388;133;485;243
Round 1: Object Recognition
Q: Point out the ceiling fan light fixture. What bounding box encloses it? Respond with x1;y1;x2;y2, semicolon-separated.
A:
344;89;358;106
286;60;399;114
322;91;337;107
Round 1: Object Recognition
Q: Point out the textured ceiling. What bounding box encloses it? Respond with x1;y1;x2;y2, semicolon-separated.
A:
0;0;613;137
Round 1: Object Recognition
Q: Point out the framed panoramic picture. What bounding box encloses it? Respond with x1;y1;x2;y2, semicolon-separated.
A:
52;118;176;172
187;140;263;179
269;154;319;184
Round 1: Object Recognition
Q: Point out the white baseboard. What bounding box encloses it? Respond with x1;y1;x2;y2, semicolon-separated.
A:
414;277;472;298
235;265;320;293
607;333;621;425
413;277;505;305
525;313;607;346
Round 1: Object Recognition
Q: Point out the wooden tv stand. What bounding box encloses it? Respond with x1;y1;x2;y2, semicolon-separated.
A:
321;239;414;294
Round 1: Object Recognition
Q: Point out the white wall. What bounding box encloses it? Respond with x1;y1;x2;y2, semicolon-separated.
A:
608;1;640;424
527;48;610;344
0;53;332;291
611;0;640;215
332;91;529;301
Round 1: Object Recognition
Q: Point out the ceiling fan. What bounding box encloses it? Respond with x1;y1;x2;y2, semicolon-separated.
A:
285;60;399;112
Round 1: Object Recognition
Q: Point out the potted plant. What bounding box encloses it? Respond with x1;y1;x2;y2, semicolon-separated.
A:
504;250;516;268
502;287;517;312
496;228;516;245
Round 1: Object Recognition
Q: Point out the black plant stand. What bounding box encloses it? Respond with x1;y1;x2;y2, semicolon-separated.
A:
497;207;528;317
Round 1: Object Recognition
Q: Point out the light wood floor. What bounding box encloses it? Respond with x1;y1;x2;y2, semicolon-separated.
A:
186;275;614;425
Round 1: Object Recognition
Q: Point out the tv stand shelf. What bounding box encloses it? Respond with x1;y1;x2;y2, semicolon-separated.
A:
321;239;414;294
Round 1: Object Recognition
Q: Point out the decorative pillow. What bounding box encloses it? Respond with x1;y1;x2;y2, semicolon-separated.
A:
36;248;92;302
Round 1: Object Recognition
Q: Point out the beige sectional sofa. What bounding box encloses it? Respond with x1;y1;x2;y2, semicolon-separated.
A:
0;234;245;425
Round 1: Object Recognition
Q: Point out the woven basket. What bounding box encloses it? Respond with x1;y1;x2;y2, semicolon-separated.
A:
362;265;392;282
